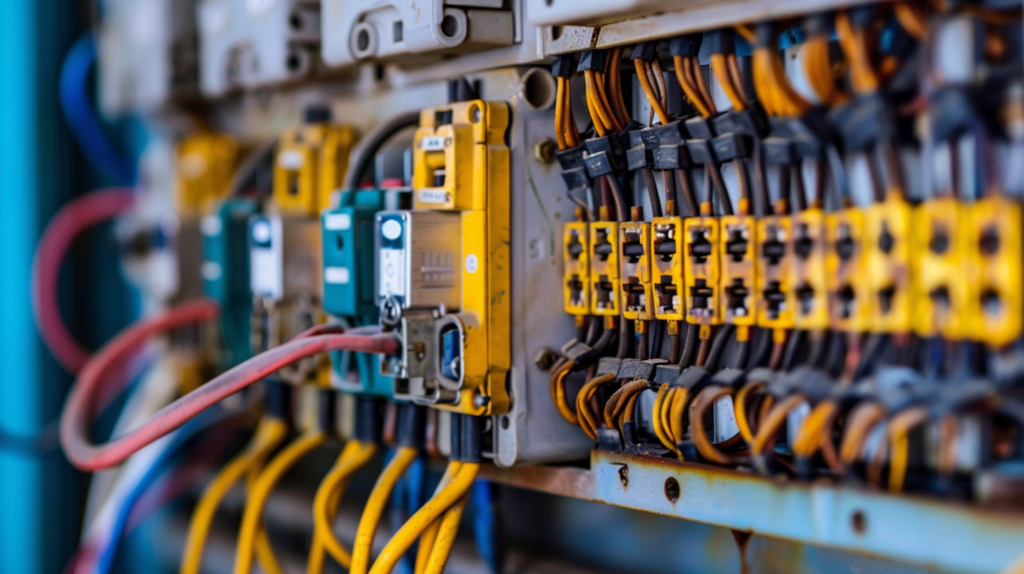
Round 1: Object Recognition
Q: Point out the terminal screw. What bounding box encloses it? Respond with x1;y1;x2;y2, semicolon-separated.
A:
534;138;556;163
534;348;558;371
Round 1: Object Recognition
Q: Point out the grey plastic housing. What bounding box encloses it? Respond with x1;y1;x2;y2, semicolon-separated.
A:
320;0;515;70
196;0;320;96
98;0;198;115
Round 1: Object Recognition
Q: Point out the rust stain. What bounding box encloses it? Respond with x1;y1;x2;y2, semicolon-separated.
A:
731;529;753;574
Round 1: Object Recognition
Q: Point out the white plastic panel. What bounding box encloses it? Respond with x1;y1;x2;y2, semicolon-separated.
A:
320;0;515;70
197;0;320;96
98;0;196;115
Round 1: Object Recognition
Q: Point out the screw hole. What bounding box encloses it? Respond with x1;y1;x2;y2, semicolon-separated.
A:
664;477;680;503
356;29;371;52
851;510;867;535
286;53;302;72
440;14;459;38
289;12;302;30
500;415;510;430
520;67;557;111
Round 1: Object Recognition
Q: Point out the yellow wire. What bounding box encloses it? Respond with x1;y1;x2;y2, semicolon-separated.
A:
887;407;930;493
710;54;746;111
734;382;765;445
310;439;379;572
668;387;689;447
415;463;461;574
369;462;480;574
233;431;328;574
839;402;886;463
422;491;471;574
792;400;838;457
553;363;579;425
651;383;680;456
349;446;419;574
554;77;567;150
674;56;712;118
751;395;805;456
835;11;880;94
180;418;289;574
635;59;669;125
576;373;615;440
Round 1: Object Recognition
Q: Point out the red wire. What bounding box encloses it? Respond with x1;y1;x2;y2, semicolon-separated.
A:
31;188;136;373
60;302;400;470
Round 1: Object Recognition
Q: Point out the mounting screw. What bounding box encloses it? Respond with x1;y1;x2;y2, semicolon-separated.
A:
534;138;556;163
473;391;491;408
534;348;559;371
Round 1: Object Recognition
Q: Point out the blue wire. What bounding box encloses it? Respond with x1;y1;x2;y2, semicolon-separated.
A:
59;32;135;186
471;480;502;574
93;406;229;574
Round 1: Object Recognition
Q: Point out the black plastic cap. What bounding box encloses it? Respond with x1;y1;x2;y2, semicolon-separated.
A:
705;30;735;55
317;388;338;433
755;23;775;49
577;49;607;72
395;403;426;448
355;396;384;443
551;54;576;79
632;41;658;62
263;379;292;421
448;77;481;104
668;34;702;58
803;14;830;37
304;105;333;124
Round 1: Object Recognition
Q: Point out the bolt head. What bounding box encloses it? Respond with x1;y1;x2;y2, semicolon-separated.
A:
534;139;556;163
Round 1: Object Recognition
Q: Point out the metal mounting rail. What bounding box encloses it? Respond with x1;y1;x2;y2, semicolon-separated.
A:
482;450;1024;574
540;0;881;56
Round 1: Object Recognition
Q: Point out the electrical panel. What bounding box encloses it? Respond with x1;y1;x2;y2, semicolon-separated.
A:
66;2;1024;573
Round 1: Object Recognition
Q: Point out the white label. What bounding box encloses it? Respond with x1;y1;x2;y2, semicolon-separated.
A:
278;149;305;170
324;266;351;285
420;136;447;151
712;396;739;443
417;188;449;205
201;261;222;281
324;213;352;231
378;248;406;298
464;254;478;274
250;217;283;299
201;215;222;237
381;219;402;240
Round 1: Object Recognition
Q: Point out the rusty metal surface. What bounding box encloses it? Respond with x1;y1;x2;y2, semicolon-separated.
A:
482;451;1024;574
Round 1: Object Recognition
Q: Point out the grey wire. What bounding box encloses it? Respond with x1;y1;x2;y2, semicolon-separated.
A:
228;139;278;197
342;110;422;191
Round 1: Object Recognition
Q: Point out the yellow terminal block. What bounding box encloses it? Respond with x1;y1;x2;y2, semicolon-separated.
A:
651;216;685;321
825;208;870;332
683;205;722;326
911;198;969;338
590;220;621;317
755;214;794;329
620;213;653;321
176;132;239;216
563;221;590;316
273;120;358;217
411;100;511;416
720;215;757;326
968;195;1023;347
790;208;830;330
864;195;913;333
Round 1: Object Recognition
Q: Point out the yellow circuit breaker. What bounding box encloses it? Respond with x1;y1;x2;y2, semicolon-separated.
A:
755;213;795;329
563;220;591;316
620;215;654;321
273;117;358;217
651;216;686;322
791;208;830;330
720;214;757;326
590;219;621;317
825;207;870;332
864;195;913;333
967;195;1023;347
410;99;511;416
912;198;969;339
176;131;239;216
683;207;722;326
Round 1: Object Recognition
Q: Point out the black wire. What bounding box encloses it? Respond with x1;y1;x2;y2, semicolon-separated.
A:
781;329;807;370
616;319;633;359
227;139;278;197
650;320;665;359
342;110;422;191
678;322;698;367
705;324;735;371
643;168;663;218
